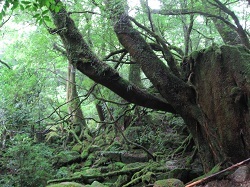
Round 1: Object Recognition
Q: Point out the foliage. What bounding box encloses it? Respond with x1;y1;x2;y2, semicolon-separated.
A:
0;0;63;25
0;134;55;187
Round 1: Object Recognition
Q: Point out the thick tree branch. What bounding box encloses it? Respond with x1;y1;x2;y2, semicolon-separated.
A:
106;1;203;120
50;4;176;113
129;16;181;77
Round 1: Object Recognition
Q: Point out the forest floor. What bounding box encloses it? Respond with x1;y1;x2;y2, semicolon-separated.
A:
191;163;250;187
196;178;250;187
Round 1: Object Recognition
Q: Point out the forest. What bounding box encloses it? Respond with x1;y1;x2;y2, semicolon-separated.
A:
0;0;250;186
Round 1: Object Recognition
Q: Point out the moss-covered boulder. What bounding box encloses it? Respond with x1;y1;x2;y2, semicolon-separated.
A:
153;179;184;187
54;151;81;167
73;167;101;177
85;181;108;187
47;182;85;187
72;144;83;153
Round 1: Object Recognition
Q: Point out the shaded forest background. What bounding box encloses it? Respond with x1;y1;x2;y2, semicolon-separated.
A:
0;0;250;186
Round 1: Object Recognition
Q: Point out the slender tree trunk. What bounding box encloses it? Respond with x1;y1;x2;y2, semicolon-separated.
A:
66;63;87;139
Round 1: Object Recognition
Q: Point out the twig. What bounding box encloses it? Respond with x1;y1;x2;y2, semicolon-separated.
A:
0;59;11;69
68;11;100;15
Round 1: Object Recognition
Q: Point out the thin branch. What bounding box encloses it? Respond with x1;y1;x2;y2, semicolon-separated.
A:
98;86;155;160
151;9;237;31
37;83;98;124
0;14;12;28
0;59;11;69
103;48;127;60
92;93;130;105
68;11;100;15
192;28;215;40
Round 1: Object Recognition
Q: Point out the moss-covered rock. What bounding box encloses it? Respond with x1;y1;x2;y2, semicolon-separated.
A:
54;151;81;166
89;145;101;153
47;182;85;187
72;144;83;153
84;153;96;167
153;179;184;187
86;181;107;187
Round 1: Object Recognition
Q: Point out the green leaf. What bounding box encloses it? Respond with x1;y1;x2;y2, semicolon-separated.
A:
43;16;51;22
54;6;61;13
38;0;45;6
11;1;19;11
20;5;25;10
50;4;55;11
42;10;49;15
25;5;31;9
32;6;38;11
33;13;40;18
38;19;43;25
21;1;32;5
33;2;39;8
45;0;50;8
4;1;10;9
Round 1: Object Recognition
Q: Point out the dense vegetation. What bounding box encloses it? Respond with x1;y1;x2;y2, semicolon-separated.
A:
0;0;250;186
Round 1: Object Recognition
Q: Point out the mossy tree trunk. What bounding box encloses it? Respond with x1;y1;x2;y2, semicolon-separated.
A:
50;0;250;172
189;45;250;167
66;63;87;139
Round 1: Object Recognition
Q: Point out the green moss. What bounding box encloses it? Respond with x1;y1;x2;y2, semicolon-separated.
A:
55;151;80;165
83;153;96;167
142;172;155;184
72;144;83;153
230;87;241;96
46;182;85;187
153;179;184;187
73;168;101;177
190;51;200;61
81;148;89;159
89;181;107;187
107;162;126;170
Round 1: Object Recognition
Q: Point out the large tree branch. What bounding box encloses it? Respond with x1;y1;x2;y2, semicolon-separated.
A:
129;16;181;77
105;1;202;120
50;5;176;113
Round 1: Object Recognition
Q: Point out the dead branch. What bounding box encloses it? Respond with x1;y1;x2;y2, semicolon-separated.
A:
185;157;250;187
